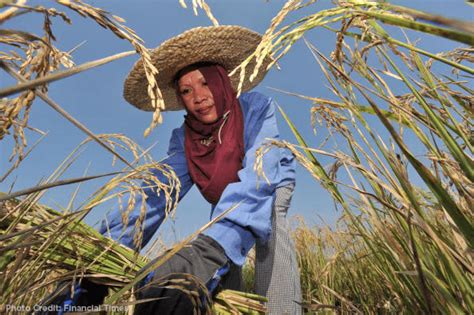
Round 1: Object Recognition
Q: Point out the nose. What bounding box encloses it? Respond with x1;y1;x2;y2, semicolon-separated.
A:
193;86;207;104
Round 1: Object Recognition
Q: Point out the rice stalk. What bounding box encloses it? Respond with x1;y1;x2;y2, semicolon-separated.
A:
312;46;473;247
2;0;473;313
1;2;75;160
356;10;473;45
323;25;474;75
1;61;137;170
233;0;474;94
0;193;266;314
105;199;244;304
53;0;164;136
0;51;135;98
0;124;46;183
178;0;219;26
0;0;162;169
257;27;471;315
252;3;472;310
0;171;123;201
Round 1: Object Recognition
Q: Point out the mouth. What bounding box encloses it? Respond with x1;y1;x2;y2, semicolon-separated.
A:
196;105;213;115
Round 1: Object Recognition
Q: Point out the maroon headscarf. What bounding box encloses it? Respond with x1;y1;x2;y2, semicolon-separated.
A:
182;64;245;204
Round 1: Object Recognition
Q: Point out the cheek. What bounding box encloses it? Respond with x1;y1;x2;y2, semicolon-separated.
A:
207;90;215;102
180;95;193;110
211;105;218;120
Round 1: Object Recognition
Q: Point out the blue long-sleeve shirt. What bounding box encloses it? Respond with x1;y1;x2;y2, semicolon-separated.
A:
100;91;295;265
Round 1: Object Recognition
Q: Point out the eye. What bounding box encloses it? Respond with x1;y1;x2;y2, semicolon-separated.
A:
180;88;191;95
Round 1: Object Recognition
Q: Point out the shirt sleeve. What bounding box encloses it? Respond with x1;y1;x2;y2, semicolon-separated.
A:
99;126;193;250
203;94;289;265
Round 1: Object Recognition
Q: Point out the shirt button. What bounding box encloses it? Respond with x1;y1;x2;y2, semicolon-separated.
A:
241;248;246;255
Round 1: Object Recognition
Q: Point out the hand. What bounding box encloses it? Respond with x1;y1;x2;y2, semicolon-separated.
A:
38;278;108;314
134;234;230;314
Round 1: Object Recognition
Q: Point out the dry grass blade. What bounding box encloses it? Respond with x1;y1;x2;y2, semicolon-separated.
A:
315;45;473;247
230;0;303;94
0;171;123;202
0;51;135;98
1;137;181;302
0;29;43;42
251;3;473;311
1;192;265;314
0;130;47;182
54;0;165;135
106;199;245;304
0;0;27;23
2;0;164;141
386;3;474;34
1;61;137;170
321;284;363;314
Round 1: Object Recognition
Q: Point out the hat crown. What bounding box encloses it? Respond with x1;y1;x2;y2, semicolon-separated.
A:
123;25;271;112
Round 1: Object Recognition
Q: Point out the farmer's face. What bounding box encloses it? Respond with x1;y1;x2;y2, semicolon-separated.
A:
178;69;218;124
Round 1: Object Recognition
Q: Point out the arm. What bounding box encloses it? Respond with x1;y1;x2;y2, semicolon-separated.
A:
203;93;295;265
99;127;193;250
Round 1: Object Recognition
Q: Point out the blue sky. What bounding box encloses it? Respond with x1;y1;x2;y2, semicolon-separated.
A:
1;0;472;248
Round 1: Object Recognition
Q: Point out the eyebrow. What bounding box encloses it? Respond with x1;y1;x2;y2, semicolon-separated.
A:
178;75;206;86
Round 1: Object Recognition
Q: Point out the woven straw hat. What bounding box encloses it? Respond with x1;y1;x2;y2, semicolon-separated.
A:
123;25;271;111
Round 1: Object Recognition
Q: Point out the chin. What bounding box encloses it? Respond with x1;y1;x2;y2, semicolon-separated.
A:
202;117;218;124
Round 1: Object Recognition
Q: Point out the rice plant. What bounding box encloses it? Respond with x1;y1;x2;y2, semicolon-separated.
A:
1;0;473;314
252;0;473;313
0;1;266;313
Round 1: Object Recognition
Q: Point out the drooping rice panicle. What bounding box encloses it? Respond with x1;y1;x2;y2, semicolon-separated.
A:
1;0;472;313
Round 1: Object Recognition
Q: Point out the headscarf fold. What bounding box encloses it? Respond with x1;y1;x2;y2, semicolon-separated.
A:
183;64;245;204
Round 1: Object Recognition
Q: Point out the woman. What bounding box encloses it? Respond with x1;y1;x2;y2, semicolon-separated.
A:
52;26;301;314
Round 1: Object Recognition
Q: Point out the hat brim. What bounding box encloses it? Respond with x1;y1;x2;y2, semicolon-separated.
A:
123;25;271;111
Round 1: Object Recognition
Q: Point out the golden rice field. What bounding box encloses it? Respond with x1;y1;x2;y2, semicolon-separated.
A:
1;0;473;314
